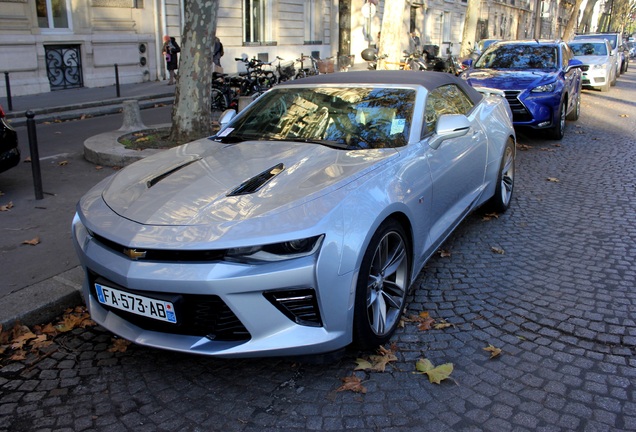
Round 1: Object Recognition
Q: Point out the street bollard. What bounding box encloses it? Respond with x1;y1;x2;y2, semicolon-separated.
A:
4;71;12;111
25;111;44;200
114;64;121;98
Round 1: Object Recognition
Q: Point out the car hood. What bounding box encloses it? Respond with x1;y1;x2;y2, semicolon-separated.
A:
101;138;396;226
574;55;609;66
463;69;558;91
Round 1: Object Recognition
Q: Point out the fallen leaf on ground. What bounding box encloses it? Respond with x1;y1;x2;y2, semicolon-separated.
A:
0;202;14;211
108;338;131;353
619;114;628;118
336;375;367;393
434;320;453;330
354;346;398;372
517;144;532;151
415;358;454;384
58;160;69;166
490;246;505;254
547;177;560;182
24;156;31;163
22;236;41;246
437;249;451;258
483;344;502;359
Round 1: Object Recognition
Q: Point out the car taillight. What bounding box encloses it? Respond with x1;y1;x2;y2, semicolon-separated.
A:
0;105;5;118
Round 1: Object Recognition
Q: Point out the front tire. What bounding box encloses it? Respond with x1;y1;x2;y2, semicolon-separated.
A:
353;220;410;350
548;101;566;140
485;138;515;213
566;93;580;121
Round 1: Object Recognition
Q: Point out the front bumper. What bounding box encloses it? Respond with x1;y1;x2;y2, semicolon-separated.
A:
504;90;560;129
72;214;354;358
581;69;608;88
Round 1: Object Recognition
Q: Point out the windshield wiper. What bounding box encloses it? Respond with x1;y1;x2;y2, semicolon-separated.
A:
212;134;262;143
283;137;358;150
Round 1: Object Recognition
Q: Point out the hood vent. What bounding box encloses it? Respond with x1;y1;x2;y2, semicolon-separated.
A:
227;163;285;196
146;159;199;188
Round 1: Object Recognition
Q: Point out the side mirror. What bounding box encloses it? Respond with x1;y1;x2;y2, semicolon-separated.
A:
462;58;474;69
566;58;584;71
218;109;237;130
428;114;471;150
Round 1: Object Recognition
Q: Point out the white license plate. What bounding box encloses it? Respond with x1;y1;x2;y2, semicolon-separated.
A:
95;283;177;324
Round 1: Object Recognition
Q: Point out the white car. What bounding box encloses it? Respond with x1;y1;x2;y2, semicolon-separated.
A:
569;39;616;92
72;71;516;358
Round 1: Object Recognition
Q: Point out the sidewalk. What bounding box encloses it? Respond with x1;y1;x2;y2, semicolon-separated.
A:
2;80;176;127
0;80;176;330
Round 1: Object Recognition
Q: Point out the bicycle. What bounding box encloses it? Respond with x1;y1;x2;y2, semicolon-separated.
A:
294;54;319;79
273;56;295;82
234;57;277;96
210;72;238;112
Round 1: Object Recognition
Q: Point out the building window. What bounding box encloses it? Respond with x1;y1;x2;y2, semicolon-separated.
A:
442;12;451;43
244;0;273;44
36;0;70;29
304;0;322;44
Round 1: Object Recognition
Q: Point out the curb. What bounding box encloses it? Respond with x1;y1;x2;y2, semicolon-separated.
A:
7;96;174;127
0;267;85;329
83;123;171;167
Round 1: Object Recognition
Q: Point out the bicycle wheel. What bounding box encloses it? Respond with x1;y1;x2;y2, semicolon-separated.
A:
258;71;277;89
211;88;229;111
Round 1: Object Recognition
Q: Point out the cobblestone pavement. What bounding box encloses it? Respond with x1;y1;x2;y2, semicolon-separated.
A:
2;71;636;431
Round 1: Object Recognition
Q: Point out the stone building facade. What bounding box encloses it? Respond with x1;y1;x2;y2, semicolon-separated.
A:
1;0;574;98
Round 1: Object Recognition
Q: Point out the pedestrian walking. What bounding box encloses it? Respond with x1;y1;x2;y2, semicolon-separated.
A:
409;31;421;53
162;35;180;85
212;36;224;73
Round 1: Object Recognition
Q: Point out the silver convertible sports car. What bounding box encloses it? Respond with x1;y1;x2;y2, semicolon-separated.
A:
72;71;516;358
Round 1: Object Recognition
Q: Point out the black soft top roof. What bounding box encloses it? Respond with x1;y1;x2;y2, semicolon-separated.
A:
286;70;484;105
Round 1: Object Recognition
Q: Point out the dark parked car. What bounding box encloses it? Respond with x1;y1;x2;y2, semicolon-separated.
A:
461;40;584;140
0;104;20;174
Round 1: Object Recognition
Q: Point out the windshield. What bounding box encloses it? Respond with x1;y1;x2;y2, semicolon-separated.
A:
570;42;608;56
215;87;416;149
475;44;558;70
575;34;617;49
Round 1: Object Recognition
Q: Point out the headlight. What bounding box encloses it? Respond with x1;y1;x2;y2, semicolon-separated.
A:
591;64;607;70
226;235;324;262
72;213;93;249
531;82;556;93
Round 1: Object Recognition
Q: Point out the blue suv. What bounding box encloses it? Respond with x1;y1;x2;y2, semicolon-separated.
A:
461;40;584;140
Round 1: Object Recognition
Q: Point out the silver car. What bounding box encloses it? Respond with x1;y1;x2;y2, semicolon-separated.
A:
72;71;516;358
569;39;616;92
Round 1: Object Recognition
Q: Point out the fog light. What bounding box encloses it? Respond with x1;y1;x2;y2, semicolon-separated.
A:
538;121;550;127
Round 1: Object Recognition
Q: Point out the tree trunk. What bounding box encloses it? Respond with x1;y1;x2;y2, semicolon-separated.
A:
562;0;584;41
579;0;599;33
169;0;218;144
377;0;407;70
460;0;480;58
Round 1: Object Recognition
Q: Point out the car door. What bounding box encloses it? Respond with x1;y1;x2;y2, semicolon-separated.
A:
561;44;581;113
423;84;488;247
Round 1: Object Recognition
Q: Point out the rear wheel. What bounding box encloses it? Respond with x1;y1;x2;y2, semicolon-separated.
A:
353;220;410;350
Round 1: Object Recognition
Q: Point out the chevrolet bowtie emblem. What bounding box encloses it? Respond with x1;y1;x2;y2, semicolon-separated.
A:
123;248;147;260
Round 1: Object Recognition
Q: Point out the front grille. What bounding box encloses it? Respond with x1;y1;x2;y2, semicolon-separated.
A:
89;273;250;341
504;90;533;122
92;234;226;262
